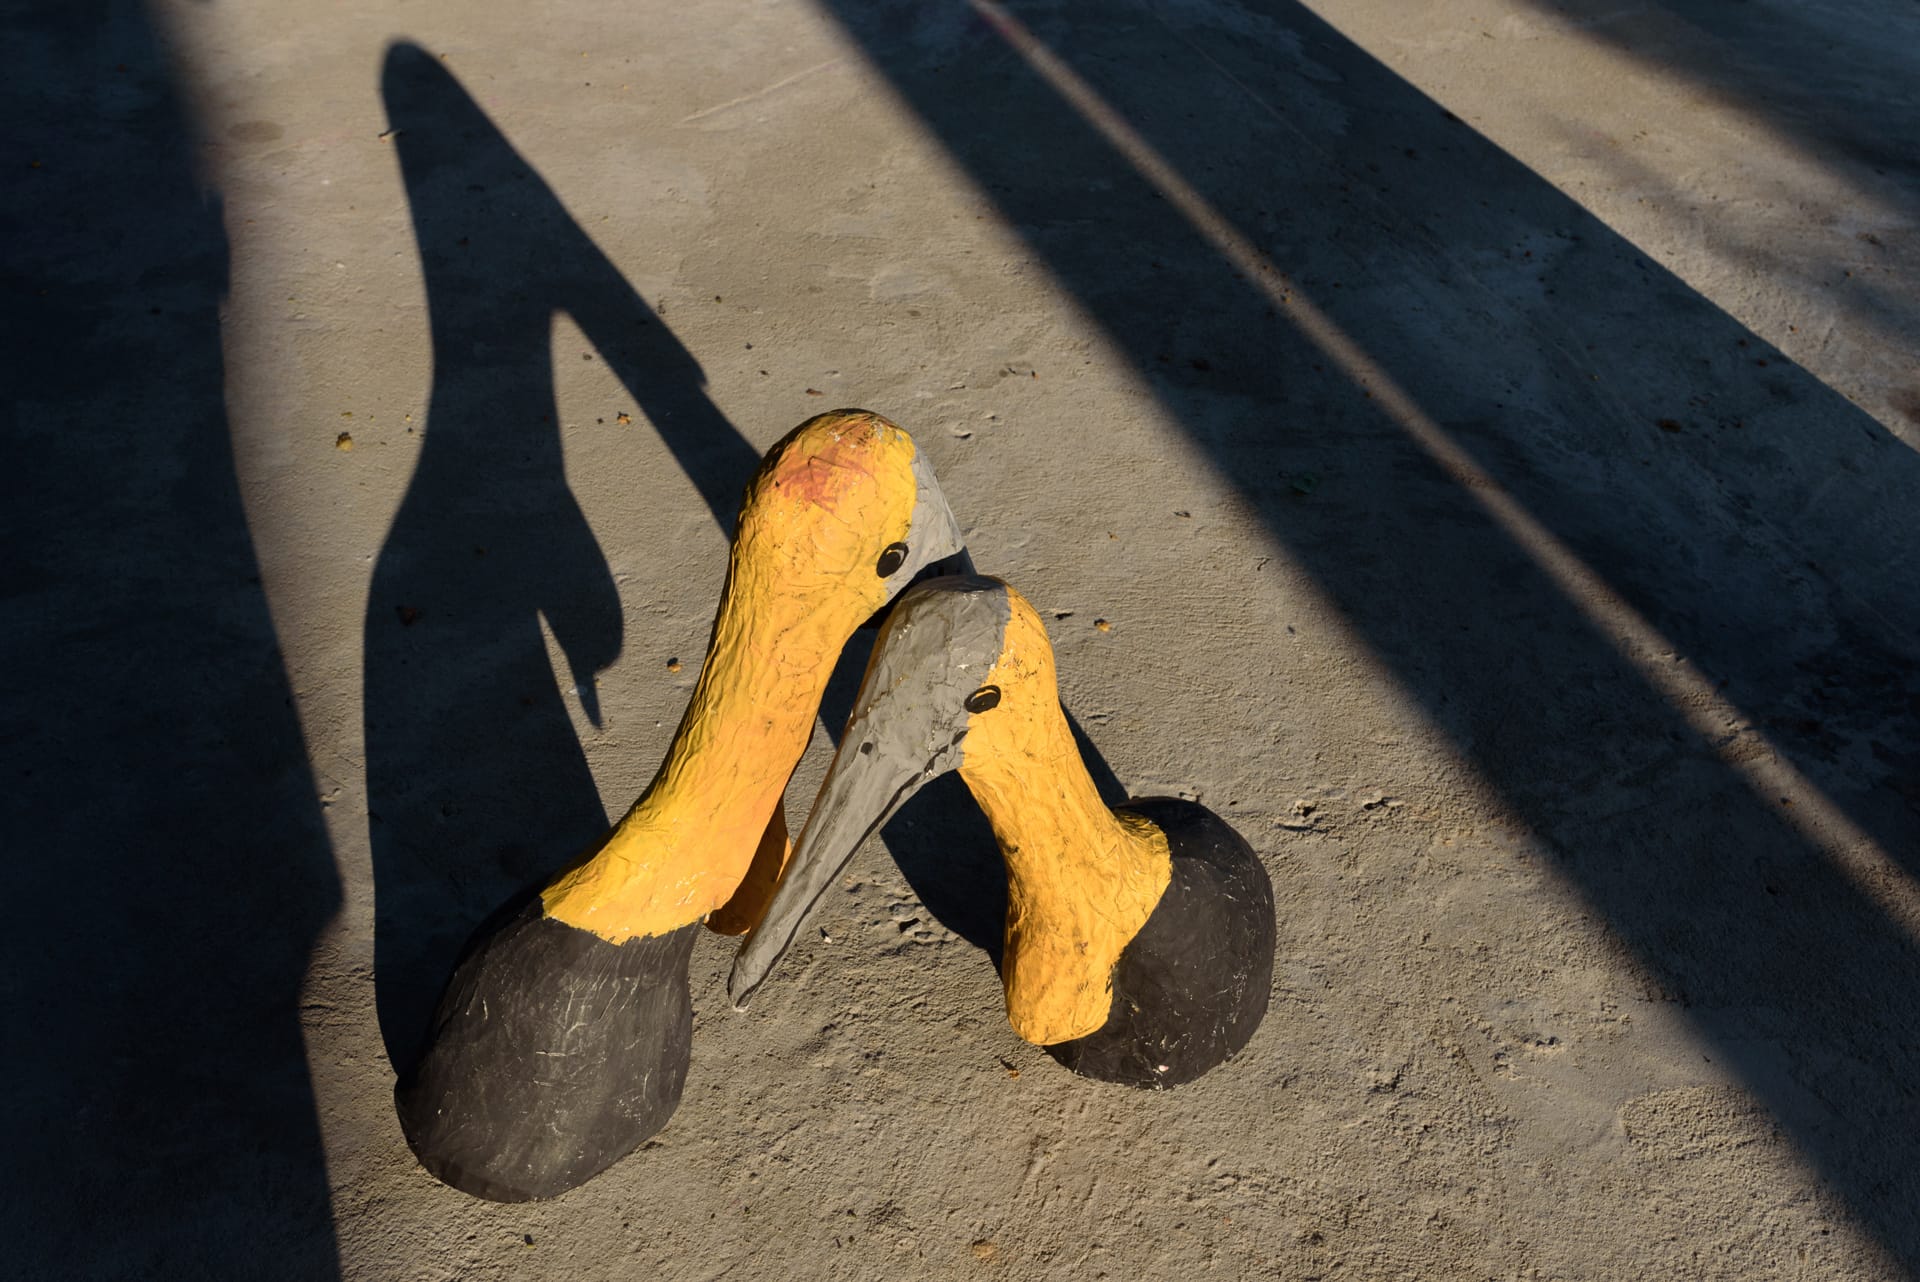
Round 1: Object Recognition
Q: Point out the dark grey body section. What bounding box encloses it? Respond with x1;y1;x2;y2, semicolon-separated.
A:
395;899;697;1202
1046;798;1275;1089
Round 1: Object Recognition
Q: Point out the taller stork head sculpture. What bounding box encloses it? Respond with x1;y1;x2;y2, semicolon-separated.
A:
396;411;966;1201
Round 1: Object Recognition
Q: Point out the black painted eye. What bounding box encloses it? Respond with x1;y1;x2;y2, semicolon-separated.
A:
964;685;1002;714
876;542;908;577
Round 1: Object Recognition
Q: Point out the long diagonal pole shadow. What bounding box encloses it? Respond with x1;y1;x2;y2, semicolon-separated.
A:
808;0;1920;1265
368;43;767;1067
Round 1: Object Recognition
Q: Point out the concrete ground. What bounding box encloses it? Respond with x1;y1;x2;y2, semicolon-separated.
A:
6;0;1917;1278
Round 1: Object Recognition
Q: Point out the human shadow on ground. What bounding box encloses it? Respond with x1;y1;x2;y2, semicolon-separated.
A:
814;0;1920;1265
367;43;765;1068
0;2;340;1276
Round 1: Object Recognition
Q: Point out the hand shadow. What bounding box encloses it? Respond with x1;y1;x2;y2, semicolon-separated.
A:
367;43;762;1069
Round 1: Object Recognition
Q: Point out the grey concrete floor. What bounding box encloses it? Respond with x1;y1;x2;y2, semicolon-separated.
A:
5;0;1917;1278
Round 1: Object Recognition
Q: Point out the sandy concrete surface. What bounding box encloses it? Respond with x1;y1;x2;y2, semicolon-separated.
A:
7;0;1918;1278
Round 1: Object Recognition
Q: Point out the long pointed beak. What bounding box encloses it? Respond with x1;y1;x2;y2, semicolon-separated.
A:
727;700;965;1009
915;544;976;584
866;442;972;629
858;546;974;630
889;439;969;586
730;574;1012;1009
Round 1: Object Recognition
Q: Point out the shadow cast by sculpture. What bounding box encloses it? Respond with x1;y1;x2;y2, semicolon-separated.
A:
0;2;339;1275
811;0;1920;1264
367;43;766;1067
372;45;1032;1078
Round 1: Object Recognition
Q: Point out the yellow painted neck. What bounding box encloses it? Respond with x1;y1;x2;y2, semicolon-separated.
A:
541;558;856;941
956;593;1171;1045
541;412;919;942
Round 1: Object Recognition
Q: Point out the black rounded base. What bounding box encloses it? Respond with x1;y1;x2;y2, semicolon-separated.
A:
1044;797;1275;1089
395;899;698;1202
